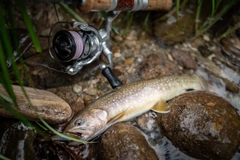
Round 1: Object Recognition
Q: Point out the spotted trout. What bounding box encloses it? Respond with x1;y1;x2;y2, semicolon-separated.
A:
64;75;204;141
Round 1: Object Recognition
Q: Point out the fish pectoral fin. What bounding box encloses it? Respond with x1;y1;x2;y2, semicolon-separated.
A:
107;112;125;124
151;100;170;113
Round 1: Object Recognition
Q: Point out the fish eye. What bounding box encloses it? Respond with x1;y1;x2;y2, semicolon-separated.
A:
76;119;84;126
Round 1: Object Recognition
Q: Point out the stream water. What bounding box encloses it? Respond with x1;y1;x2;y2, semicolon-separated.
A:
1;1;240;159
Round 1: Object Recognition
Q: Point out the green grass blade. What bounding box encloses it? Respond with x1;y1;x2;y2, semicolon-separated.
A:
0;154;11;160
195;0;237;38
0;98;32;128
99;11;119;34
1;3;33;111
195;0;203;33
17;1;42;53
39;117;91;144
59;2;86;23
0;93;13;103
0;11;17;106
211;0;216;18
143;12;150;31
176;0;180;19
53;3;60;22
217;22;240;41
123;12;134;36
3;2;33;104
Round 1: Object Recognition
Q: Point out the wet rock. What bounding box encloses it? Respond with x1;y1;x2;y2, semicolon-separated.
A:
157;91;240;159
70;97;85;115
73;84;82;93
170;49;196;69
137;112;159;132
221;36;240;69
98;122;158;160
153;3;196;45
35;141;73;160
212;57;240;90
0;119;35;159
0;85;72;124
198;45;213;57
139;54;181;79
54;142;97;160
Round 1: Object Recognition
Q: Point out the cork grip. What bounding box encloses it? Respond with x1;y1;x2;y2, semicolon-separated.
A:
146;0;172;10
78;0;172;12
79;0;112;12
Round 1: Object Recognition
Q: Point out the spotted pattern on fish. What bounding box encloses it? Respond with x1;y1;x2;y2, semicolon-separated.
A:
63;75;203;141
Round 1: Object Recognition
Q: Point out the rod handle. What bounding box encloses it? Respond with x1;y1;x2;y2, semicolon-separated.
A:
78;0;172;12
102;66;123;89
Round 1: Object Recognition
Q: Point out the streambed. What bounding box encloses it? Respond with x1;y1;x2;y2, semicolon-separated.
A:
1;1;240;159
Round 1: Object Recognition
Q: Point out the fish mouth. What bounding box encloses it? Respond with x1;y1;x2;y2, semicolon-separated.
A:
66;127;93;140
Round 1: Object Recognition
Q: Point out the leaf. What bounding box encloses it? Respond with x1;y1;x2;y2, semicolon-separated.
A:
0;93;13;103
0;154;10;160
17;1;42;52
59;3;86;23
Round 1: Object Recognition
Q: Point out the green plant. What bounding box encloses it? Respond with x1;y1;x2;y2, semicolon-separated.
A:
0;1;90;144
194;0;238;38
0;1;38;127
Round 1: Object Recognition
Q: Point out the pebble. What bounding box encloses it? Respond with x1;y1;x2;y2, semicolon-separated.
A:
114;52;122;58
203;34;210;41
113;35;123;42
86;87;98;96
124;58;134;65
73;84;82;93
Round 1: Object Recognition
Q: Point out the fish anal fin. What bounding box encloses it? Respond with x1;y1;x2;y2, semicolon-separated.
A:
151;100;170;113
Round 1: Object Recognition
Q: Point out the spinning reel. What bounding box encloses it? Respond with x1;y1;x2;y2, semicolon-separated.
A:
48;11;122;88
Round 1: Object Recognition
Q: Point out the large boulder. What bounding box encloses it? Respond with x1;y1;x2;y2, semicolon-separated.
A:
97;122;158;160
157;91;240;159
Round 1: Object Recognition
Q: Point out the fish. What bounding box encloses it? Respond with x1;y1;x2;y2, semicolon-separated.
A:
63;75;204;141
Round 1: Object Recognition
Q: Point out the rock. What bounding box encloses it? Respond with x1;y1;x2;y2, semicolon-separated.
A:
35;141;73;160
54;142;97;160
157;91;240;159
0;119;35;159
73;83;82;93
153;3;196;45
71;97;85;115
137;112;159;132
221;36;240;68
198;45;212;57
0;84;72;124
170;49;196;69
97;122;158;160
139;54;181;79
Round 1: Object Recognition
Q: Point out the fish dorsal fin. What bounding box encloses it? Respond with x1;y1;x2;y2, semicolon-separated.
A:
151;100;170;113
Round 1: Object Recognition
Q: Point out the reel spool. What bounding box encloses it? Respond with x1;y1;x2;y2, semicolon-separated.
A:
48;12;122;88
48;22;103;75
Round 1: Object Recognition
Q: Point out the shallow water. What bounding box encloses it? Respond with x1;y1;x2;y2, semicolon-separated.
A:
135;110;240;160
130;62;240;160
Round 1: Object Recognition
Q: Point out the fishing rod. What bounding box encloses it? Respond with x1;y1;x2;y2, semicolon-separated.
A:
22;0;172;11
48;0;172;88
6;0;172;88
78;0;172;12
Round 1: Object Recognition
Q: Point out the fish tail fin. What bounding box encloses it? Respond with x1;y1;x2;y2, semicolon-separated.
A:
151;100;170;113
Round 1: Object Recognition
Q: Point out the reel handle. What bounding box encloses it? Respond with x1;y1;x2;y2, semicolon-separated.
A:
102;66;123;89
78;0;172;12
